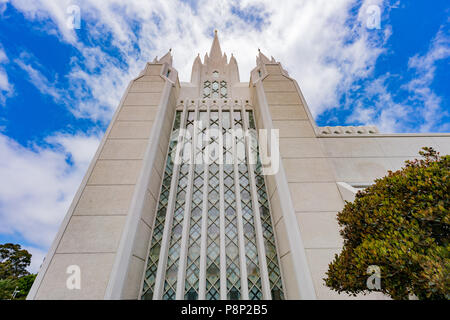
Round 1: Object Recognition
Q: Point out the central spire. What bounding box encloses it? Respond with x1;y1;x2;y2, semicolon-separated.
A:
209;30;222;60
190;31;240;84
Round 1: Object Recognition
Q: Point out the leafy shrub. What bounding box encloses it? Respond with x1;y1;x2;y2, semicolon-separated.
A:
325;147;449;300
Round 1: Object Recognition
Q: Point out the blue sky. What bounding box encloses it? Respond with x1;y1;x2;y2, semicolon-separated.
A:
0;0;449;272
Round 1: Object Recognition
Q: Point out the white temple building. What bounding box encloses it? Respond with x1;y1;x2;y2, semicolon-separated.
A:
28;32;450;300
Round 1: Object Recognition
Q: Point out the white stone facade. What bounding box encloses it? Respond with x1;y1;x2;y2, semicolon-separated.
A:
27;32;450;300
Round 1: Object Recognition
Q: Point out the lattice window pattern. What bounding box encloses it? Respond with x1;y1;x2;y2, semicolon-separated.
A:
162;111;195;300
222;110;241;299
203;80;227;99
141;111;182;300
141;106;284;300
246;111;284;300
233;111;262;300
205;111;221;300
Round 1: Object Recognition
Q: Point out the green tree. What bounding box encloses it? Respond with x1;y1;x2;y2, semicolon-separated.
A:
0;278;18;300
14;274;37;300
324;147;449;300
0;243;36;300
0;243;31;279
0;274;37;300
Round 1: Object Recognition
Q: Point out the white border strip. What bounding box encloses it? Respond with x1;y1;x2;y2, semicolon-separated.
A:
176;103;198;299
198;105;211;299
241;104;271;300
152;103;188;299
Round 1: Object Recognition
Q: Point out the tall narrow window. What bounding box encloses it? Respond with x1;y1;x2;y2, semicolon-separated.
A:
141;111;182;300
142;104;284;300
233;111;262;300
162;111;195;300
220;81;227;98
222;110;241;299
183;111;206;300
205;111;220;299
212;81;219;99
203;81;211;98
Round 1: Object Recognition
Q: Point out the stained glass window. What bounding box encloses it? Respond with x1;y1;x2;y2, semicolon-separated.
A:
233;111;262;300
205;111;221;299
203;80;227;99
220;81;227;98
184;111;206;300
141;111;182;300
142;104;284;300
222;110;241;299
162;110;194;300
203;81;211;98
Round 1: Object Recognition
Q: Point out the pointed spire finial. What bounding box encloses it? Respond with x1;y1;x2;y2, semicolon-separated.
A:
209;29;222;60
193;53;202;65
257;48;271;64
230;53;237;65
158;49;173;66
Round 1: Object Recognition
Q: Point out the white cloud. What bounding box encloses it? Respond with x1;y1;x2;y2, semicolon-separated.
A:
0;45;13;105
0;132;100;265
1;0;447;270
348;27;450;133
15;54;64;103
0;47;7;63
3;0;392;121
0;0;396;268
405;29;450;132
24;246;46;274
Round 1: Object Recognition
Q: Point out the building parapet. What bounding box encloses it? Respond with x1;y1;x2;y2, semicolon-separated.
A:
318;125;379;136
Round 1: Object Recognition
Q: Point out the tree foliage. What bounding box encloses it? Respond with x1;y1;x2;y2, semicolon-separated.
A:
325;147;449;300
0;243;36;300
0;274;36;300
0;243;31;279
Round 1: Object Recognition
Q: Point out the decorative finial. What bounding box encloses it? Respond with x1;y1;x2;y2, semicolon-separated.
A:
169;48;172;52
214;29;218;34
258;48;261;52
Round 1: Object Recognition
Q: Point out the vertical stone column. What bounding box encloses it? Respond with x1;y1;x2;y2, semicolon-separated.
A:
251;62;341;299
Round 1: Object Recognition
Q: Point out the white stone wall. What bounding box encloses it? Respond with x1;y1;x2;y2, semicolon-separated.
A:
28;63;178;300
252;59;450;300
